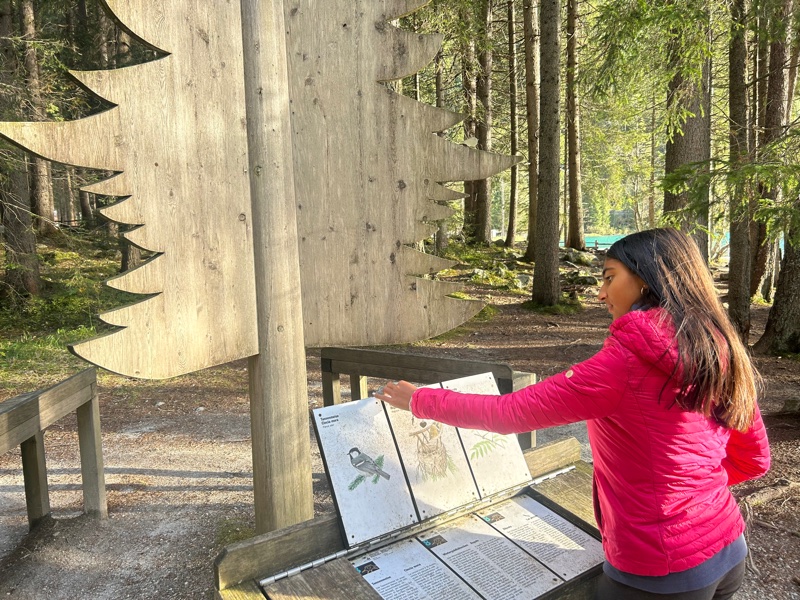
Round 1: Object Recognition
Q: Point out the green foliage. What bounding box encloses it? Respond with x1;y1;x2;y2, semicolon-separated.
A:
0;229;140;390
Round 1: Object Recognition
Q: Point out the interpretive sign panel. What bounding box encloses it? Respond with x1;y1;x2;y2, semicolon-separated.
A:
352;538;481;600
440;374;533;498
312;399;418;546
418;514;563;599
385;404;479;520
475;495;604;580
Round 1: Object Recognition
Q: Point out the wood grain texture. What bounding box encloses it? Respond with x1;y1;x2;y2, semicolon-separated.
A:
263;559;381;600
217;580;266;600
285;0;518;347
214;514;344;590
0;2;258;379
531;461;597;530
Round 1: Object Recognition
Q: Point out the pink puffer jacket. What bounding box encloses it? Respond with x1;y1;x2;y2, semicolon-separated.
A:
412;308;770;576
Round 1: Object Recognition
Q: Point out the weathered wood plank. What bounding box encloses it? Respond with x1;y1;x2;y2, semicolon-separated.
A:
523;438;581;480
1;5;258;379
217;580;265;600
215;514;344;591
264;558;380;600
285;0;515;348
20;431;50;528
322;348;515;378
1;384;96;453
34;368;95;413
1;420;42;456
530;461;596;531
76;387;107;518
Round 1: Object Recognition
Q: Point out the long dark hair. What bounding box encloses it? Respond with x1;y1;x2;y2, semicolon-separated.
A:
607;227;759;431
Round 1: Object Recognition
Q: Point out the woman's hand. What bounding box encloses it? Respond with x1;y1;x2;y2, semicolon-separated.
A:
374;380;417;412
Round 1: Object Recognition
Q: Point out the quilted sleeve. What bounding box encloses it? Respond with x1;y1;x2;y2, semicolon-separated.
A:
722;404;771;486
412;336;631;434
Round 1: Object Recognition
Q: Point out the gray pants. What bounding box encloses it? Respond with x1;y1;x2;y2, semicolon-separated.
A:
594;558;746;600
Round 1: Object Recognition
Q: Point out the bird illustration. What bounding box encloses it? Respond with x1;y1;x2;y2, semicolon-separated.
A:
348;447;390;480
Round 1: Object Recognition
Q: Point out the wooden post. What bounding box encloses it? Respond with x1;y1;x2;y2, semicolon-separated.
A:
76;383;108;518
239;0;314;534
20;431;50;529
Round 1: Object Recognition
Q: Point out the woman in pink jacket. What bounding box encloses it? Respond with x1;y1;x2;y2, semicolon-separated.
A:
376;228;770;600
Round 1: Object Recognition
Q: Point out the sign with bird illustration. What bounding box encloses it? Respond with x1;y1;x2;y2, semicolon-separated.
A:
313;399;419;546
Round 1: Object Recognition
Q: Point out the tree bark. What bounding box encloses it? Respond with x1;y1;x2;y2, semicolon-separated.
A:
462;36;478;240
523;0;540;262
532;0;561;305
754;233;800;354
504;0;518;248
19;0;56;237
664;62;711;260
728;0;752;339
1;156;41;297
753;0;791;298
475;0;494;243
565;0;584;250
750;11;771;296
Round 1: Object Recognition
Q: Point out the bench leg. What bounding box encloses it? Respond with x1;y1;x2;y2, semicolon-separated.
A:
349;374;368;401
21;431;50;529
76;390;108;519
322;371;341;407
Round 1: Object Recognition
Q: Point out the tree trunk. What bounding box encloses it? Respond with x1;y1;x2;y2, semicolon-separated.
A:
754;233;800;354
64;166;77;225
532;0;561;305
565;0;584;250
475;0;494;243
504;0;518;248
664;15;711;261
753;0;791;298
523;0;540;262
19;0;57;237
727;0;752;339
79;187;94;224
649;97;656;228
1;156;41;297
462;36;478;240
750;12;770;296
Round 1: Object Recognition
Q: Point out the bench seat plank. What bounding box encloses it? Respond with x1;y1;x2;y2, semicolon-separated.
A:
263;558;380;600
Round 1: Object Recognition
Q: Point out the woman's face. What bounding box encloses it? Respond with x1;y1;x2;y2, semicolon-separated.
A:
599;258;646;321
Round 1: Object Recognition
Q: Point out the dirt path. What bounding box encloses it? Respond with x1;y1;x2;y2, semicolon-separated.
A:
1;292;798;599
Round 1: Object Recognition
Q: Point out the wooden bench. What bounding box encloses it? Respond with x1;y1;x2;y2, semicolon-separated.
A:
214;438;597;600
0;368;107;528
320;347;537;449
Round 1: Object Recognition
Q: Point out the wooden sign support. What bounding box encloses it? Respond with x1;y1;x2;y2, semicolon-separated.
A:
240;0;313;532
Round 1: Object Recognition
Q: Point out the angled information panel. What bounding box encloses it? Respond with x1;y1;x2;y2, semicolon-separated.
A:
475;495;604;581
385;404;479;520
439;373;533;497
307;373;602;599
312;399;418;546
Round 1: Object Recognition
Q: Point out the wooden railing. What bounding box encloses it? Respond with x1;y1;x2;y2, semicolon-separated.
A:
0;368;107;528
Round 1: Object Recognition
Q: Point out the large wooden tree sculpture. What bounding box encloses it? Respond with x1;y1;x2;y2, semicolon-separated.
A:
0;0;516;531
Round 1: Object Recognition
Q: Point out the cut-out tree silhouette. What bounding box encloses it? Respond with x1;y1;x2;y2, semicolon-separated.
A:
0;0;517;531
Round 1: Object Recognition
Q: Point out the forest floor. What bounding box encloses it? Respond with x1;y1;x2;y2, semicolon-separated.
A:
0;255;799;600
